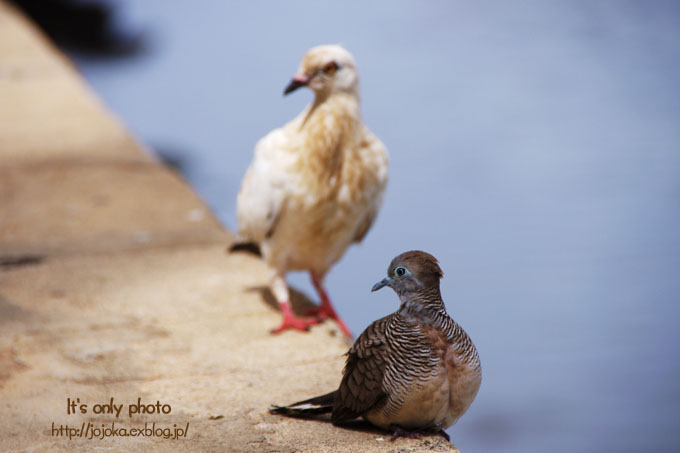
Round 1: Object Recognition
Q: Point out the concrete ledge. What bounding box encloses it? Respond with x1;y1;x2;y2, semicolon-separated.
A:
0;161;227;256
0;2;459;451
0;2;144;163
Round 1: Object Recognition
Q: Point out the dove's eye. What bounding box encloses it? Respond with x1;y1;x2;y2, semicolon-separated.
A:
322;61;339;75
395;266;407;277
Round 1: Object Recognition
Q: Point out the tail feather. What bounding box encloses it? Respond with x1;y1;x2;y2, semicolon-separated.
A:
289;391;336;407
269;405;332;417
269;391;336;419
228;241;262;257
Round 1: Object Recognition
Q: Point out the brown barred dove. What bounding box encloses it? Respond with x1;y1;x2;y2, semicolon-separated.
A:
270;251;482;441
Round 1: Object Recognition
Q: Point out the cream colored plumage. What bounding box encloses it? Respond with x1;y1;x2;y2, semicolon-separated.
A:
235;45;388;336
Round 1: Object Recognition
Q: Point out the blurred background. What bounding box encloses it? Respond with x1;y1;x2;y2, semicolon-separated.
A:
14;1;680;451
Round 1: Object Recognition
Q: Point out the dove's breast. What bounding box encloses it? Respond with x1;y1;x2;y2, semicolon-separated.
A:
267;130;386;273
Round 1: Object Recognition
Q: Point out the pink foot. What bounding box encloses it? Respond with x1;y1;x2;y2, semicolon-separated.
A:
305;304;352;338
270;309;320;334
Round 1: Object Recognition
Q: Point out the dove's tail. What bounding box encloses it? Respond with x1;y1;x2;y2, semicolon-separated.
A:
269;391;336;418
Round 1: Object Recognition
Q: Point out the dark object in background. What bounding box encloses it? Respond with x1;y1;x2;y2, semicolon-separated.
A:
0;255;44;270
10;0;146;57
150;144;191;177
228;242;262;257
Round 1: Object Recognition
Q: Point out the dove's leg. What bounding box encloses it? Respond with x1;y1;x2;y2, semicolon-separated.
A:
308;272;352;338
270;274;320;334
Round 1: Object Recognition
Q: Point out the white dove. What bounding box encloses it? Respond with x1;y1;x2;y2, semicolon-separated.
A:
232;45;388;337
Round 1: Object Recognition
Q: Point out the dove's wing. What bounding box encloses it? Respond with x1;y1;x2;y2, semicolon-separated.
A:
236;128;295;243
352;127;388;243
331;314;392;424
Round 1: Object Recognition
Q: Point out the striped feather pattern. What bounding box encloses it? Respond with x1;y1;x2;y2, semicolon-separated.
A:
270;251;481;434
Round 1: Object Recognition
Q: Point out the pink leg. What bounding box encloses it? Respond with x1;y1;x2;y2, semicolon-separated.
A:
270;275;319;334
308;272;353;338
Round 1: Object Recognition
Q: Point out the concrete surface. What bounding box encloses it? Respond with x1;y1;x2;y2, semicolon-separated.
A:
0;2;458;452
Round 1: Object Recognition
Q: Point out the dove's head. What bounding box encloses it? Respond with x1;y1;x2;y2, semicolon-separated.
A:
371;251;444;302
284;45;359;97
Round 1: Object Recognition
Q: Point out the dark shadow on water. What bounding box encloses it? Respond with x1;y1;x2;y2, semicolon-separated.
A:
149;144;192;177
10;0;148;58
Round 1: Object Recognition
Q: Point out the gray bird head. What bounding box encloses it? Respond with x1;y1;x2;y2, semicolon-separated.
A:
371;251;444;301
284;45;359;96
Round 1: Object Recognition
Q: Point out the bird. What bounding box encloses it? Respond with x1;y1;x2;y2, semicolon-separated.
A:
270;251;482;442
231;45;388;337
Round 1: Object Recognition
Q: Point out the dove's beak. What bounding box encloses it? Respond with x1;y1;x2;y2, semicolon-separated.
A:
371;277;391;292
284;74;310;95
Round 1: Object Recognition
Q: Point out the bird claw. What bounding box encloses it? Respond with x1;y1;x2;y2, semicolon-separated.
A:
389;426;422;441
270;314;320;334
389;425;450;442
305;306;352;338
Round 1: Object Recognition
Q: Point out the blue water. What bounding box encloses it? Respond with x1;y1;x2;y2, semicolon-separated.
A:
68;1;680;451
